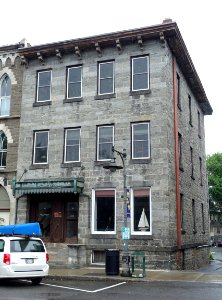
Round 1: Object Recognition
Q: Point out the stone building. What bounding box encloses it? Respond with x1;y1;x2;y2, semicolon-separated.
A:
0;42;26;226
14;19;212;270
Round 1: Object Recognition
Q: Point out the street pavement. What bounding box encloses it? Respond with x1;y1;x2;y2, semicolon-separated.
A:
48;246;222;284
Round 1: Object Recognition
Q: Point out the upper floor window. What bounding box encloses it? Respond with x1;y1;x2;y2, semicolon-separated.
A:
37;70;52;102
180;193;185;232
92;189;116;234
67;66;82;99
64;128;81;163
198;110;201;138
190;146;194;179
192;199;196;233
33;131;49;164
0;131;7;168
0;75;11;116
97;125;114;161
201;203;205;233
132;122;150;159
199;156;203;186
132;56;149;91
98;61;114;95
188;94;192;125
178;132;183;170
177;73;181;109
131;188;151;235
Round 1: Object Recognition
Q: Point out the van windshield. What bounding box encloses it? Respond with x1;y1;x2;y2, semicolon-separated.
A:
10;239;45;252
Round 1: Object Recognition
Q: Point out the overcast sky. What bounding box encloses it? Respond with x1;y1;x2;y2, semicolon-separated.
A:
2;0;221;156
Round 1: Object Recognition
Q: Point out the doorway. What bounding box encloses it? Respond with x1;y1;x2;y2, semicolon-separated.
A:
29;193;79;243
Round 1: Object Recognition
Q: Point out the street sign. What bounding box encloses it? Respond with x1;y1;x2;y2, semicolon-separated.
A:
121;227;130;239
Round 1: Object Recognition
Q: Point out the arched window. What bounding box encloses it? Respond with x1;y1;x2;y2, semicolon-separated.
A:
0;75;11;116
0;131;7;167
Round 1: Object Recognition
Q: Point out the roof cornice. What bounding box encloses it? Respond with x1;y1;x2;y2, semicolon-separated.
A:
18;21;213;115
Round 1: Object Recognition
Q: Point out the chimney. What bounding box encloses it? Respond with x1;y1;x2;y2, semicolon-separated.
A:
162;18;173;24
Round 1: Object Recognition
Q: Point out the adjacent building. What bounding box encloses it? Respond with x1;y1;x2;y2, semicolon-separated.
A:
13;19;212;270
0;42;26;226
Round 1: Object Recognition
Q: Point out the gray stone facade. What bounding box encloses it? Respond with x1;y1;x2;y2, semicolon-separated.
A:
0;43;25;225
15;20;212;270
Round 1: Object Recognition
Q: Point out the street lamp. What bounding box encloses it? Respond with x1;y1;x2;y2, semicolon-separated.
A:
103;146;131;277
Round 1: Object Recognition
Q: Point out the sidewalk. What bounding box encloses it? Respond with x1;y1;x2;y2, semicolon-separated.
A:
48;265;222;284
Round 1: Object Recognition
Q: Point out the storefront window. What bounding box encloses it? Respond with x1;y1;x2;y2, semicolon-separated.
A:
92;189;115;234
131;188;151;235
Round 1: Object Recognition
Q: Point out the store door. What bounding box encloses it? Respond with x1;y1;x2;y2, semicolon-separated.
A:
29;194;79;243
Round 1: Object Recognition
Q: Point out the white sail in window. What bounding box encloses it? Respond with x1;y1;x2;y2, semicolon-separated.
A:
138;208;149;231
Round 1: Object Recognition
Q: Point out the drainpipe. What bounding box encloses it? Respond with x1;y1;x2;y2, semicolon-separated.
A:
173;56;182;268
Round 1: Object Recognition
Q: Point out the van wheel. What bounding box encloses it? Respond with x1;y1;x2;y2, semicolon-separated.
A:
31;277;42;285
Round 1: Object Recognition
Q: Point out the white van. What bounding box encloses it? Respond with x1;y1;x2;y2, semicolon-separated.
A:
0;235;49;285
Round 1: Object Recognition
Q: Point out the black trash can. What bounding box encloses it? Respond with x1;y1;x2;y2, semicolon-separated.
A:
105;249;119;275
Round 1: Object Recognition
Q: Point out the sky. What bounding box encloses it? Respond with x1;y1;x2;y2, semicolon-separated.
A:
1;0;221;156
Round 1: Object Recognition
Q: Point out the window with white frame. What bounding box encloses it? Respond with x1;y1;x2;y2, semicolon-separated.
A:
97;125;114;161
131;188;151;235
92;189;116;233
0;131;7;168
98;61;114;95
67;66;82;98
132;122;150;159
33;131;49;164
64;128;81;162
37;70;52;102
0;75;11;116
132;56;149;91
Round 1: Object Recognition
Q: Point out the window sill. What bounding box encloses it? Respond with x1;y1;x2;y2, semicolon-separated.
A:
61;162;81;168
63;97;83;103
90;234;117;238
129;158;151;164
94;160;110;166
29;164;49;170
129;89;151;96
130;234;152;240
33;101;51;107
94;93;116;100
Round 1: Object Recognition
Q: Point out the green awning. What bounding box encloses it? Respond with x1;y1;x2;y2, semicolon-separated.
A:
13;177;84;197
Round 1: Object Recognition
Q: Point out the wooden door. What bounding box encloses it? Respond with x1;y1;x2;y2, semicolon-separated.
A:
51;200;64;243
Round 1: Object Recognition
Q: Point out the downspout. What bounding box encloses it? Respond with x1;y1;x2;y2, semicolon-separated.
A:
172;56;182;268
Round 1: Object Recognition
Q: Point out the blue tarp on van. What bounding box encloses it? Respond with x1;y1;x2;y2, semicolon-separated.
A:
0;223;41;236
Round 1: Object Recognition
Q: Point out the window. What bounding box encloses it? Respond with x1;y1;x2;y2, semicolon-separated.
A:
178;132;183;170
92;189;116;234
0;131;7;168
33;131;49;164
0;75;11;116
177;73;181;109
98;61;114;95
192;199;196;233
198;111;201;138
64;128;81;162
199;157;203;186
131;188;151;235
67;66;82;98
190;146;194;179
97;125;114;161
180;193;184;232
132;122;150;159
37;70;52;102
201;203;205;233
188;95;192;125
132;56;149;91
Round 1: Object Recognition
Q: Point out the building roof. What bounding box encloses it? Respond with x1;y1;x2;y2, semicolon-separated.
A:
18;19;213;115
